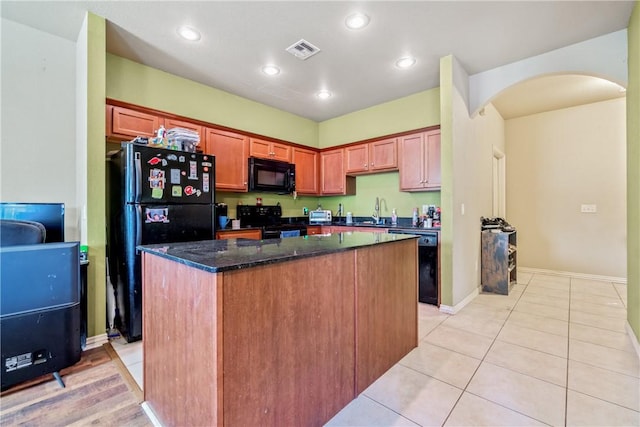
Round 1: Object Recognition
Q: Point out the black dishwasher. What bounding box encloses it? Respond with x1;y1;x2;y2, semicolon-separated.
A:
388;230;438;305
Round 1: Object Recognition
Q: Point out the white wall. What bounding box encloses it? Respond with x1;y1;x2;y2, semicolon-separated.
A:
441;55;505;310
469;30;628;115
506;98;627;278
1;18;79;240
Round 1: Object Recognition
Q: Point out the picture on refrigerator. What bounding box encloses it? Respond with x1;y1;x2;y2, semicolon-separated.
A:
106;143;216;342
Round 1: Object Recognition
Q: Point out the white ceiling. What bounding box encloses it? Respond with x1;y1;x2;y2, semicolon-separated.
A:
1;1;633;121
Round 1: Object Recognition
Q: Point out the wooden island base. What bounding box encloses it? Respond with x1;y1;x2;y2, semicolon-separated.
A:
142;238;417;426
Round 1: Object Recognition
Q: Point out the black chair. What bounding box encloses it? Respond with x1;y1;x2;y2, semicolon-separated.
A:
0;219;46;246
0;219;81;390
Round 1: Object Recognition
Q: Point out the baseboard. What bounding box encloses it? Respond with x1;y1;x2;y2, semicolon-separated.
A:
439;287;479;315
84;333;108;350
626;323;640;361
518;267;627;284
142;401;164;427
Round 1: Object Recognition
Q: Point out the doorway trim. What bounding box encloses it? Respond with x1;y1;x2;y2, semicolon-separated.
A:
492;146;506;218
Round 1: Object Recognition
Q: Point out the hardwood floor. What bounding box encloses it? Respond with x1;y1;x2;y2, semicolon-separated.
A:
0;344;151;426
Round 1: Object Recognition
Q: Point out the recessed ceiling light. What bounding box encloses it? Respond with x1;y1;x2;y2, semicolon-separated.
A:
345;13;370;30
262;65;280;76
316;90;332;100
396;57;416;69
177;26;201;41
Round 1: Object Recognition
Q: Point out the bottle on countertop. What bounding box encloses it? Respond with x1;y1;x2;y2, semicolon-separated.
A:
391;209;398;225
412;207;419;227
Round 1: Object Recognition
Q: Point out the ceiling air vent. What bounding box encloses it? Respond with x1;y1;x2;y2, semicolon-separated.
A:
285;39;321;60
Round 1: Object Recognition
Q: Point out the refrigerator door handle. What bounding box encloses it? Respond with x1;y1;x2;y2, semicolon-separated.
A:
135;205;142;250
134;152;142;204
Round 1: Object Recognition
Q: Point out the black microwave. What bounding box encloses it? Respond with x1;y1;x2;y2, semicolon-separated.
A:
248;157;295;194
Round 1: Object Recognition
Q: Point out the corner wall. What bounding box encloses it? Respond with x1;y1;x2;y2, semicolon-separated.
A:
440;56;504;309
83;13;107;339
627;1;640;342
0;18;79;239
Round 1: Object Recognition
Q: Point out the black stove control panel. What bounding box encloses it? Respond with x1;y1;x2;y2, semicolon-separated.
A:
237;205;282;227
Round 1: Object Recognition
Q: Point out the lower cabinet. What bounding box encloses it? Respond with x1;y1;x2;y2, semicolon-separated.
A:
323;226;388;233
216;229;262;240
306;225;323;235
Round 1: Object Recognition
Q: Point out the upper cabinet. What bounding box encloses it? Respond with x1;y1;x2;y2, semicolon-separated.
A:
106;106;204;148
345;138;398;175
249;138;291;162
321;148;355;195
204;128;250;192
398;130;441;191
108;106;161;140
292;146;319;195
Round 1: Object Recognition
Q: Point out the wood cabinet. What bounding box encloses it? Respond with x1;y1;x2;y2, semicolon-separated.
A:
107;105;204;145
345;138;397;174
321;148;355;195
306;226;323;235
142;238;417;427
204;128;249;192
323;226;387;233
216;229;262;240
398;130;441;191
481;229;517;295
108;106;160;139
292;146;319;195
249;138;291;162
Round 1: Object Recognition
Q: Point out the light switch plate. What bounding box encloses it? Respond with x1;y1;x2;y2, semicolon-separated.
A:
581;204;597;213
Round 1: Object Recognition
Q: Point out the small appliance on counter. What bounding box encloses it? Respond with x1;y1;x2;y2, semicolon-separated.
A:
309;209;332;225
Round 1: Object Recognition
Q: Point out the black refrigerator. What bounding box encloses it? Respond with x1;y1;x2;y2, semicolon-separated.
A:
107;143;215;342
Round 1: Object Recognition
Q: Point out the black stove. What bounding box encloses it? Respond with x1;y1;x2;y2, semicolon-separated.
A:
237;205;307;239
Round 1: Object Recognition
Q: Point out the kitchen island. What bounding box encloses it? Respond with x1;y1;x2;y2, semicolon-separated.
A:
139;232;418;427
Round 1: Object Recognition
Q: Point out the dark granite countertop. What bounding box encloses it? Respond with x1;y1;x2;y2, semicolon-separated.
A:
139;232;418;273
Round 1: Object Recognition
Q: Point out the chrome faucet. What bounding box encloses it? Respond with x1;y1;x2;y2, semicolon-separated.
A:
372;197;380;224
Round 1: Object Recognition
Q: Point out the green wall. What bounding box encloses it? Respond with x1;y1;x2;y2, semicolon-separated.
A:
106;54;318;147
627;1;640;341
86;14;107;338
106;57;443;218
319;88;440;147
438;56;454;308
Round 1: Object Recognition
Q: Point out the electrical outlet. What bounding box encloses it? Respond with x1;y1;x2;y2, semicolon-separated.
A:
581;204;597;213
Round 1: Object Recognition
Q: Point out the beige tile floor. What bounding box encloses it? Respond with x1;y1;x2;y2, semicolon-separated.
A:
112;272;640;426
